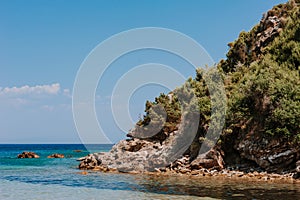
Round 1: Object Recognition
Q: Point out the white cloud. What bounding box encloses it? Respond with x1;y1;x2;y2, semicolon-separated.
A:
63;88;72;98
0;83;60;96
41;105;55;111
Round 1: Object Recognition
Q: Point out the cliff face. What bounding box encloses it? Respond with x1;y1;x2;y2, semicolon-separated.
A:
222;0;300;173
79;1;300;177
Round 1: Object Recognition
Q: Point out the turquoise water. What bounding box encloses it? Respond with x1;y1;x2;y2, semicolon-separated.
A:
0;144;300;199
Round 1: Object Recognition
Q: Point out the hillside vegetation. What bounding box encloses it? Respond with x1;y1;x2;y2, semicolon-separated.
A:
79;1;300;174
132;0;300;171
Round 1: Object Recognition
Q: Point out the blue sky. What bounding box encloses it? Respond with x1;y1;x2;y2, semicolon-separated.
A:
0;0;286;144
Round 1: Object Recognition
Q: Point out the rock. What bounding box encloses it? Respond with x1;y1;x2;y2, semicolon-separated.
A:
17;152;40;159
191;170;200;175
78;171;88;175
78;154;102;170
296;160;300;172
179;168;191;174
253;8;287;56
236;134;299;173
190;149;224;170
47;154;64;158
77;157;86;161
78;116;199;173
293;160;300;179
73;150;82;152
168;155;190;171
78;112;224;174
236;172;244;177
122;139;145;152
293;173;300;179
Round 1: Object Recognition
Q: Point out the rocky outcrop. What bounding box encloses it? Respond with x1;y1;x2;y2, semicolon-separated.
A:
17;152;40;158
254;16;283;52
222;1;297;73
78;133;224;173
78;111;207;173
235;132;299;173
47;153;65;158
161;148;224;174
78;138;171;172
78;153;102;170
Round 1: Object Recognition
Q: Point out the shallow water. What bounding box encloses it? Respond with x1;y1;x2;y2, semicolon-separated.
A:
0;144;299;199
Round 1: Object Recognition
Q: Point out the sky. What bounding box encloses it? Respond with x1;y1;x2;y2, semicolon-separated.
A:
0;0;287;144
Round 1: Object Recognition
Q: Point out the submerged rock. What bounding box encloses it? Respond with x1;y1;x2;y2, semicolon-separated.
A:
17;152;40;159
47;154;65;158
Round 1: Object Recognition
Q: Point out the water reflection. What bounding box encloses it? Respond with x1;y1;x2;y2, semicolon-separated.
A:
130;173;300;199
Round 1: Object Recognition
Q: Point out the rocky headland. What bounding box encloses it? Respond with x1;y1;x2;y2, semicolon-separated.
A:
78;1;300;182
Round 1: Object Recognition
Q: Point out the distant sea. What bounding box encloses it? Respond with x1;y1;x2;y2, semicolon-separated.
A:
0;144;299;200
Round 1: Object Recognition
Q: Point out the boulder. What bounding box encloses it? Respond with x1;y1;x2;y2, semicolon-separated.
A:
47;153;65;158
296;160;300;172
235;132;299;173
293;160;300;179
190;149;224;170
17;152;40;159
78;154;102;170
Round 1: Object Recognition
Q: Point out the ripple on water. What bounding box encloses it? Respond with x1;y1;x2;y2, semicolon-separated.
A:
0;179;216;200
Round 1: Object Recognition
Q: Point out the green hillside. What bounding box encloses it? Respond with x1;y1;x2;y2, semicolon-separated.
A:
131;0;300;172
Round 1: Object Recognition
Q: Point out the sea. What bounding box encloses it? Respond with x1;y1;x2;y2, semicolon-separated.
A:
0;144;300;200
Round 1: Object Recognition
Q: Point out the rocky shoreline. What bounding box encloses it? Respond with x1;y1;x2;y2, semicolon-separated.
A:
78;156;300;183
78;151;300;184
77;140;300;182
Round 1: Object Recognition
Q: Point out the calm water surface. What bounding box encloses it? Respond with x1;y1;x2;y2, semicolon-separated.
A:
0;144;299;199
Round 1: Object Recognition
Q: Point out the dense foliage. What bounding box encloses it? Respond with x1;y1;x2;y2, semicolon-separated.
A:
131;1;300;147
226;1;300;142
